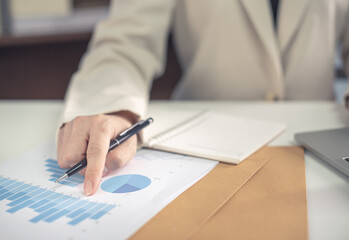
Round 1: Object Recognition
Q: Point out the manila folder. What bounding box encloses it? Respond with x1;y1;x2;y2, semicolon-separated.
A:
130;147;307;240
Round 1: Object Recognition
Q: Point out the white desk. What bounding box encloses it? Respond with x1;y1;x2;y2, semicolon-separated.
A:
1;100;348;240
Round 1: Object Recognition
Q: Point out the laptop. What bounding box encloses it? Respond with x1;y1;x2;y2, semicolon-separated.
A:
295;127;349;176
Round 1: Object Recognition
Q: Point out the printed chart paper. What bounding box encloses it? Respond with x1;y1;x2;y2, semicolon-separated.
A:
0;142;217;240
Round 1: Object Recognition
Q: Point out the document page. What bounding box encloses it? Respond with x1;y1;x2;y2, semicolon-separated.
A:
0;142;217;240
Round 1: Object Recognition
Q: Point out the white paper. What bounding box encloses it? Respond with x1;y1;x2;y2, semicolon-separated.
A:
147;111;286;163
0;142;217;240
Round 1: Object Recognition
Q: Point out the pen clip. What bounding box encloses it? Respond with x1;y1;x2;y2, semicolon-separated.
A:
119;120;144;137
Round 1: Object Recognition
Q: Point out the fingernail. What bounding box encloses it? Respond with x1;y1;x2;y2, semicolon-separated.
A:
84;180;93;196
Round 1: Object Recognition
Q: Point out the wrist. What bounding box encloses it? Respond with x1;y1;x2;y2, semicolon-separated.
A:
106;110;140;125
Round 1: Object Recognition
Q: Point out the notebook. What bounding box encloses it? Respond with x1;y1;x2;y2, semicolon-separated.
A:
295;127;349;176
144;111;286;164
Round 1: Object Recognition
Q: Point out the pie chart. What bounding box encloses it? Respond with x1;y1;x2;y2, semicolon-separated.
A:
101;174;151;193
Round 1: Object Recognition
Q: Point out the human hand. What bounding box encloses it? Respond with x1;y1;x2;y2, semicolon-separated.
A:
57;112;138;196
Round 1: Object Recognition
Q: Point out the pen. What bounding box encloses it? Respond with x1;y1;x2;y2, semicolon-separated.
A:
55;117;154;183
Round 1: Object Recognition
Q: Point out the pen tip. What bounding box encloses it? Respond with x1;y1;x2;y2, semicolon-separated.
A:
55;173;68;183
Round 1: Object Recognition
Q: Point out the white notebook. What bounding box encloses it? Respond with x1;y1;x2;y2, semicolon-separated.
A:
144;111;286;164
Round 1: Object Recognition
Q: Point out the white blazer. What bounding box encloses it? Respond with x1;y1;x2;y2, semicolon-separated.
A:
62;0;349;123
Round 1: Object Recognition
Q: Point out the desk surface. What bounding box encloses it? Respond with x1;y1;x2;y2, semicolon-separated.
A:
1;100;348;240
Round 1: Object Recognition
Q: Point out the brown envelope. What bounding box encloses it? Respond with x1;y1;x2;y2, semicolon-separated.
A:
130;147;307;240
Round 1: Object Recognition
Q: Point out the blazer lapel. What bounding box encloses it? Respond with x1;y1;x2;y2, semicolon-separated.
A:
278;0;311;52
239;0;279;61
239;0;283;96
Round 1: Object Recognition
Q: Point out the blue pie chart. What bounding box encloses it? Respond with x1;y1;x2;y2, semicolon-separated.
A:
101;174;151;193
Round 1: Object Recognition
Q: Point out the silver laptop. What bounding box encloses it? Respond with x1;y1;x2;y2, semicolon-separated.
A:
295;127;349;176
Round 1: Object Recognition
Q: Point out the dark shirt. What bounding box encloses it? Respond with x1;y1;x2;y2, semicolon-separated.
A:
270;0;280;29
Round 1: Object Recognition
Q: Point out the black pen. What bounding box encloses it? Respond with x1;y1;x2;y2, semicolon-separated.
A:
55;117;154;183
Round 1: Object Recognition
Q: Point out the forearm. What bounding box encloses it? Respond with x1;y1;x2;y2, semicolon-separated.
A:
61;0;176;124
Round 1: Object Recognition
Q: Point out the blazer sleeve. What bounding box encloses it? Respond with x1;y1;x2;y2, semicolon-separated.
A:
61;0;176;123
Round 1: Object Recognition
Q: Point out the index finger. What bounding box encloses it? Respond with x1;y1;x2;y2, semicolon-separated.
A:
84;128;112;196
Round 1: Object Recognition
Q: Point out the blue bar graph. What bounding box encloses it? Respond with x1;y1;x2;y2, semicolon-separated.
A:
6;189;45;213
0;183;32;201
91;205;116;220
35;195;70;213
0;176;116;226
29;192;61;210
44;199;83;223
68;203;111;226
7;188;43;207
67;202;97;218
45;159;85;187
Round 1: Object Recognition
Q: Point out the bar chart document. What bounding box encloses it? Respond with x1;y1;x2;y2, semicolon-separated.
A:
0;142;217;240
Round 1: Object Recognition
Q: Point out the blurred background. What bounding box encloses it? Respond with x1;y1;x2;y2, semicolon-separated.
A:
0;0;346;102
0;0;181;100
